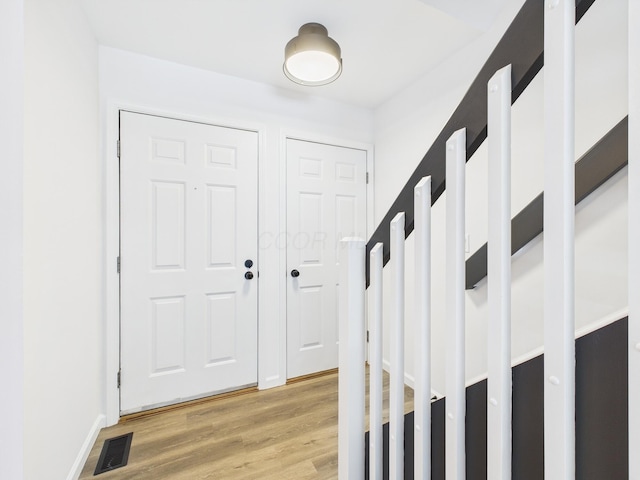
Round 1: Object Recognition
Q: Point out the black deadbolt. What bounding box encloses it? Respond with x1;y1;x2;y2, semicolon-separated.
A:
245;271;254;280
245;259;253;268
291;269;300;278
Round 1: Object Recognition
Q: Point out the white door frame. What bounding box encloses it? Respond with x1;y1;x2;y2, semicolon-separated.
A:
104;103;374;426
104;102;267;426
279;130;375;379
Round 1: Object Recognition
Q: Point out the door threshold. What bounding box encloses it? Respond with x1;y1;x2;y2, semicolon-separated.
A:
119;385;258;423
286;368;338;385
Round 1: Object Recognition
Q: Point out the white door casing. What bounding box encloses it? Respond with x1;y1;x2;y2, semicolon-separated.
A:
286;139;367;379
120;111;258;414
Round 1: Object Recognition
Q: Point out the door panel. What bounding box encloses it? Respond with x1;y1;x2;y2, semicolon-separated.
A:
120;112;258;414
299;285;324;350
151;181;185;269
150;295;185;375
286;139;367;379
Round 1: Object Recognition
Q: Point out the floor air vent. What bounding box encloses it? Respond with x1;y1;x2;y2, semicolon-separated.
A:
94;432;133;475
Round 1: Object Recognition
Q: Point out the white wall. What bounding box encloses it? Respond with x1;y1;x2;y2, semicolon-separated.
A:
23;0;104;479
100;46;375;423
374;0;629;394
0;1;24;478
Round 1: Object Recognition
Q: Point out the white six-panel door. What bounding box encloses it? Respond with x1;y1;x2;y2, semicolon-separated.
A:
286;139;367;379
120;112;258;414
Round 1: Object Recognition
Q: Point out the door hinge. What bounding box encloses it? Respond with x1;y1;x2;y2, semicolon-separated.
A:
117;370;121;389
117;256;121;274
366;330;370;342
366;172;369;184
117;140;121;159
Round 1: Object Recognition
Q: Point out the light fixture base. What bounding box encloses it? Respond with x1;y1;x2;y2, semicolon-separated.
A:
283;23;342;86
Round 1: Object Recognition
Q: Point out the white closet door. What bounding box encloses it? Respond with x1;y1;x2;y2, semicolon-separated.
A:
120;112;258;414
286;139;367;379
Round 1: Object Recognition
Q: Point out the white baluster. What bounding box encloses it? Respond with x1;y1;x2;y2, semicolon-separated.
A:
369;242;384;480
629;0;639;477
338;237;365;480
414;177;432;480
544;0;575;478
487;64;512;480
446;129;466;480
390;212;405;480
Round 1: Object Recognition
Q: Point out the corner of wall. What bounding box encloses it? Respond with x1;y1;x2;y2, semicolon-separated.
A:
0;0;24;478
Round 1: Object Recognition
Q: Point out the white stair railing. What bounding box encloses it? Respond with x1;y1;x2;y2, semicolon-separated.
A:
543;1;576;478
389;212;406;480
337;1;635;477
337;237;365;480
487;64;512;480
414;176;432;480
628;0;639;477
369;242;384;480
445;128;467;480
345;103;514;480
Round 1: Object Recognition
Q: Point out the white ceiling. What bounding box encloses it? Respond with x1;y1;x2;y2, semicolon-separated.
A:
80;0;511;108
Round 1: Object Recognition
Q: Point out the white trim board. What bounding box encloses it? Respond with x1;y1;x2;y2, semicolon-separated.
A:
66;414;106;480
465;306;629;389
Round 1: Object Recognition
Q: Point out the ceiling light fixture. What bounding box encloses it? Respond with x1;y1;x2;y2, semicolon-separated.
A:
283;23;342;86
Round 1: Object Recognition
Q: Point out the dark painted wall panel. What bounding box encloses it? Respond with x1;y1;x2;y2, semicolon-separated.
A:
466;381;488;479
512;354;545;479
576;318;629;479
432;399;446;479
365;317;628;479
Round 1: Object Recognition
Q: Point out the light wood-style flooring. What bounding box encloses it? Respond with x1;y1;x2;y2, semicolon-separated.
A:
80;370;414;479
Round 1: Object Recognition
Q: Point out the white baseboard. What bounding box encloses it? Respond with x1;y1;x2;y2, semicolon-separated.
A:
466;308;630;389
382;358;415;389
66;414;106;480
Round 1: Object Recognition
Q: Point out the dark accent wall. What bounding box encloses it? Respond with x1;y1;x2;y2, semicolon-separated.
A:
576;318;629;479
365;0;596;287
365;318;628;479
512;354;544;479
465;381;487;479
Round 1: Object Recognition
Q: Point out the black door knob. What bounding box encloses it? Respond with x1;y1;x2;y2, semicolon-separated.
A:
291;269;300;278
245;271;254;280
245;259;253;268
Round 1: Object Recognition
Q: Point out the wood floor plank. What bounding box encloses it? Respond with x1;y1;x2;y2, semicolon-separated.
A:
80;370;413;479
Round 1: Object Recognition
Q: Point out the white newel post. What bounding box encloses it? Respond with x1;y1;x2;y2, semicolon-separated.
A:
487;64;513;480
445;129;466;480
414;177;432;480
369;242;384;480
629;0;639;477
543;0;576;478
390;212;406;480
338;238;366;480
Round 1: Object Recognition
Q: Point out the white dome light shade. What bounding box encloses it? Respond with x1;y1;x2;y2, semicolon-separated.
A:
285;51;341;83
283;23;342;86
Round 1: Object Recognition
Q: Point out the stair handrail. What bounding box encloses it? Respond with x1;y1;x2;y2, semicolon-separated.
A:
365;0;596;286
